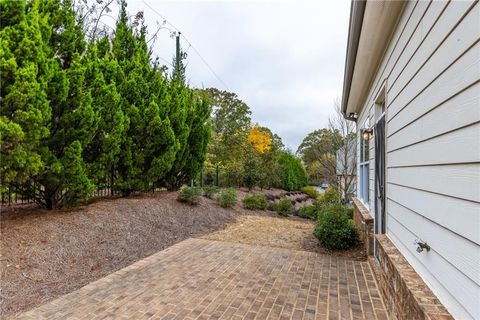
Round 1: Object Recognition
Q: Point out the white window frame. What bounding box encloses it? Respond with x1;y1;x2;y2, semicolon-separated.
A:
358;117;370;208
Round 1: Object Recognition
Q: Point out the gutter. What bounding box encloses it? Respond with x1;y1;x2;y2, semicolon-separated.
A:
341;0;366;122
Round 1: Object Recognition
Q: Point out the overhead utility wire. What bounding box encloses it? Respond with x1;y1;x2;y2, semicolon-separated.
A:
95;20;173;67
141;0;230;91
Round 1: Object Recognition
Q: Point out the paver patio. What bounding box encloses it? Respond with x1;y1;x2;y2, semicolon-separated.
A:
18;238;389;320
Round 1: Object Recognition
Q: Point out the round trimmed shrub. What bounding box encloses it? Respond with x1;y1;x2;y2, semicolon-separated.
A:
218;188;237;207
275;198;293;216
243;194;268;210
314;203;359;250
177;186;202;205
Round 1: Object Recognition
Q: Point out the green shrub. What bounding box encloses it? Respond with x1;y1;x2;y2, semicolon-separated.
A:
177;186;202;205
319;187;342;205
299;205;318;220
277;152;308;191
218;188;237;207
243;194;268;210
202;185;219;199
346;207;354;219
301;186;320;199
275;198;294;216
314;203;359;250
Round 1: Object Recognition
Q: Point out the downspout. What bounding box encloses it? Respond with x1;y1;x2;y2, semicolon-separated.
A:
341;0;366;122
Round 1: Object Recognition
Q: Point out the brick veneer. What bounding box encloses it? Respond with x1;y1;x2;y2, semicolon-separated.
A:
351;198;453;320
371;235;454;320
352;197;374;255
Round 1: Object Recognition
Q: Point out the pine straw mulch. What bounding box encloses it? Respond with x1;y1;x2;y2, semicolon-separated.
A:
200;214;366;260
0;188;365;318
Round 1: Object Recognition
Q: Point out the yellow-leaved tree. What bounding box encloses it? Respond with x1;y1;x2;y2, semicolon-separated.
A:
247;126;272;153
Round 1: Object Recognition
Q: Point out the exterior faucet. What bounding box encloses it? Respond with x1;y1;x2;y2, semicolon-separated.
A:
414;239;431;253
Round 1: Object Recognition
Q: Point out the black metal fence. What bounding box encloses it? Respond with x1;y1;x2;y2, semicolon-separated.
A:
0;185;170;208
1;186;35;205
0;167;226;208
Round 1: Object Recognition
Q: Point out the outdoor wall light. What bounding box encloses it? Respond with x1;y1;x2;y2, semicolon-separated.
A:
362;128;373;141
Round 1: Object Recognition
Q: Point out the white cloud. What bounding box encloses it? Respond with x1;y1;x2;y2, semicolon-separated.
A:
122;0;350;149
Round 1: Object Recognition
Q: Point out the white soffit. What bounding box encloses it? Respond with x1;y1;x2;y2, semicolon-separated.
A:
346;0;405;115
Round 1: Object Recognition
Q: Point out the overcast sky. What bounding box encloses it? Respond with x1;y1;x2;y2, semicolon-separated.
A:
121;0;350;151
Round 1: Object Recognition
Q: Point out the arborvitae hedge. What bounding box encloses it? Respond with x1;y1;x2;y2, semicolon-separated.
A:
0;0;210;208
277;151;308;191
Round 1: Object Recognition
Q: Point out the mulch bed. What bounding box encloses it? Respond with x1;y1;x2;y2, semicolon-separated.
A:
201;214;366;261
0;188;365;318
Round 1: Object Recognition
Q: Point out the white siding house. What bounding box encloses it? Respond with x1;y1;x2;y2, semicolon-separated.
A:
341;1;480;319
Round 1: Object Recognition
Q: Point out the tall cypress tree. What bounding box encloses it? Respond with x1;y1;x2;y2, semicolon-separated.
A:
163;37;211;190
109;4;144;194
138;26;179;191
184;94;211;184
163;89;212;190
111;4;179;194
31;0;97;208
1;0;212;206
171;33;186;84
0;0;51;192
83;43;126;191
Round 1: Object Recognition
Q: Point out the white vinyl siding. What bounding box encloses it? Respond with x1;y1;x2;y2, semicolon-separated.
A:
355;1;480;319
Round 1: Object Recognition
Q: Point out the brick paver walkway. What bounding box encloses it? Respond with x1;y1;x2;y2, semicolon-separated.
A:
18;239;389;320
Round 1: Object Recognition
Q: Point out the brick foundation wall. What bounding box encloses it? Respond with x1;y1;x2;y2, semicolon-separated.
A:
352;198;374;256
371;235;453;320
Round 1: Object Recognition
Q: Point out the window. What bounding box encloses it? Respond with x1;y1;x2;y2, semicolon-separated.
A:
374;86;386;236
359;118;370;205
375;87;386;120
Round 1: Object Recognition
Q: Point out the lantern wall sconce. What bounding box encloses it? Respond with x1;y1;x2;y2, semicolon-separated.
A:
347;113;358;121
362;128;373;141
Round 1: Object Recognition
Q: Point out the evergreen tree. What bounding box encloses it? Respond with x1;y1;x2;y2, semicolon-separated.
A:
164;90;211;189
141;46;179;190
31;0;97;208
83;44;126;191
277;151;308;191
0;0;212;207
183;95;210;185
111;4;179;194
171;33;186;84
163;37;211;190
60;140;95;206
0;0;51;192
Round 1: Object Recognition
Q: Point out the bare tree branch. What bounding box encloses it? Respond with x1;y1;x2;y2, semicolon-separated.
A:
328;98;357;202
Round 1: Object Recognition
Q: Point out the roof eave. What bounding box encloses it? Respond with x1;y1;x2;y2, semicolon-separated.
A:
341;1;406;121
341;0;366;121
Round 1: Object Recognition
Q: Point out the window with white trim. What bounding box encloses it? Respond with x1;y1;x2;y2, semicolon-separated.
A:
359;118;370;205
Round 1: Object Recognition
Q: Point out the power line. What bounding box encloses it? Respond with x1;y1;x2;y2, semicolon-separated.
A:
181;37;230;91
156;56;174;67
92;14;175;69
141;0;230;91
